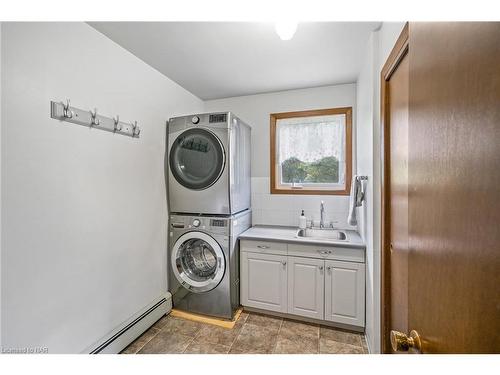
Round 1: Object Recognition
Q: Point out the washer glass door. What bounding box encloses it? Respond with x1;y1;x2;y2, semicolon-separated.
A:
171;232;225;293
169;128;225;190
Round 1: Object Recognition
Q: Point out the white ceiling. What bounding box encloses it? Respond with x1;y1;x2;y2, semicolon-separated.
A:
89;22;381;100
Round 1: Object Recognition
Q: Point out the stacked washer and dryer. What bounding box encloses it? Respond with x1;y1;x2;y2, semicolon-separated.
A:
166;112;251;320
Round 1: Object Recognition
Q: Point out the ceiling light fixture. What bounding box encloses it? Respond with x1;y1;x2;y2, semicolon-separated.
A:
275;21;298;41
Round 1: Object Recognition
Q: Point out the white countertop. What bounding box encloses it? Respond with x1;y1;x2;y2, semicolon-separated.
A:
239;225;365;249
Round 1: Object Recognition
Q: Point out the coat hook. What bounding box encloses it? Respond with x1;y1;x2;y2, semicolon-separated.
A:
89;108;100;127
131;121;140;137
62;99;73;119
113;115;122;132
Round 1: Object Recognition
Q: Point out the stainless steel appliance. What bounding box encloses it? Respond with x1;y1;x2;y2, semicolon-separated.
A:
166;112;251;215
168;211;251;319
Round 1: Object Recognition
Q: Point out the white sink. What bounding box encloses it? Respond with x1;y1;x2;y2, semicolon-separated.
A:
296;228;348;241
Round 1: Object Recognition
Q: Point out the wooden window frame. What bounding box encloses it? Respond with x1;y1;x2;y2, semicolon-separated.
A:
270;107;352;195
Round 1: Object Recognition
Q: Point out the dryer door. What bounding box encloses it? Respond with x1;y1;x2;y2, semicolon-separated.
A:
169;128;225;190
171;232;226;293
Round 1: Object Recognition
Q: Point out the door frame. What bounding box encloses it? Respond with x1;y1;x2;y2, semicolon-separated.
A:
380;22;409;354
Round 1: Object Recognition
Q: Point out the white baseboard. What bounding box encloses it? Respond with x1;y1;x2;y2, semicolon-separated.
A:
84;292;172;354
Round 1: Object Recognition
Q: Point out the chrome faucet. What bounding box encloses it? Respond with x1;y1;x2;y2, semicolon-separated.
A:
320;201;325;229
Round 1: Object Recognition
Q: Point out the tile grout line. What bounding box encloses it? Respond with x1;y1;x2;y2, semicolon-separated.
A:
271;318;284;354
132;326;162;354
226;313;248;353
228;322;245;354
181;327;202;353
318;325;321;354
182;336;197;354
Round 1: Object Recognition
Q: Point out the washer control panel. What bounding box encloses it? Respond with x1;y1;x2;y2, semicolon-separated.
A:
210;219;226;227
170;216;229;234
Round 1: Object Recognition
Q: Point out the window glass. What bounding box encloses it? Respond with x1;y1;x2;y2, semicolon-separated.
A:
276;114;346;187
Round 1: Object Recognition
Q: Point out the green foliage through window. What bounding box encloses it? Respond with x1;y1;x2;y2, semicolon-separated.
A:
281;156;339;184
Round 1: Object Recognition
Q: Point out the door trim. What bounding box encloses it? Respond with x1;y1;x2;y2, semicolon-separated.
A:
380;22;409;354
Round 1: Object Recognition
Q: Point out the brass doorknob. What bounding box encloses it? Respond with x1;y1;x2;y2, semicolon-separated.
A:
390;330;422;353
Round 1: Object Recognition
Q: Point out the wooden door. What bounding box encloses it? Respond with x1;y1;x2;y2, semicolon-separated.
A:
382;22;500;353
407;22;500;353
325;260;365;327
381;23;410;353
287;256;324;320
240;251;288;313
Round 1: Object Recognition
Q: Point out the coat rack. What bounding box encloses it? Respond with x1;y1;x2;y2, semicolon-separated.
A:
50;99;141;138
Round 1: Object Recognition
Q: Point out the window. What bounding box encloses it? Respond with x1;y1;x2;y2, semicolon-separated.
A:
270;107;352;195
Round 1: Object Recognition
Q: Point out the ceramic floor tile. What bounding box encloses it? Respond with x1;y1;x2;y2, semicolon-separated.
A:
319;338;365;354
138;330;193;354
320;326;363;346
121;311;368;355
230;323;279;354
273;335;319;354
157;316;203;337
233;311;249;329
195;324;242;347
238;311;250;323
279;319;319;340
229;347;269;354
361;336;369;354
121;327;160;354
183;341;230;354
245;312;282;331
150;315;170;331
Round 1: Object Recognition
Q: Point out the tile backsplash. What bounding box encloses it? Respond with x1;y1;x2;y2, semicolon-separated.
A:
251;177;355;230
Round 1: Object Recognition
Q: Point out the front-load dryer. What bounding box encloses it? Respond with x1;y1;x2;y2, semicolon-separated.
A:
166;112;251;215
168;211;251;319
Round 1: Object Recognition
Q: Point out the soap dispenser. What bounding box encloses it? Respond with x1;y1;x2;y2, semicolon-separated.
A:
299;210;307;229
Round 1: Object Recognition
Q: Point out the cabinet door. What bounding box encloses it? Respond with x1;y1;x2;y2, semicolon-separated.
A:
287;256;325;320
240;252;287;313
325;260;365;327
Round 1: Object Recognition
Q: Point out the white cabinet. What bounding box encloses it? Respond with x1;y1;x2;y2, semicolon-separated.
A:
287;256;324;320
240;251;288;313
325;260;365;327
240;239;366;328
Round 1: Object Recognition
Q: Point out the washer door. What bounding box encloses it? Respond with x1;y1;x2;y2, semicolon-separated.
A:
169;128;225;190
171;232;225;293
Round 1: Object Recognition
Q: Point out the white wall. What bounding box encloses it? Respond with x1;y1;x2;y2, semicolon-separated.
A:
1;23;203;353
205;84;356;228
356;22;405;353
356;30;377;353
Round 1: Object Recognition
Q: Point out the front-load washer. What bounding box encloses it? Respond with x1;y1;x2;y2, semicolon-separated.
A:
168;210;251;319
166;112;251;215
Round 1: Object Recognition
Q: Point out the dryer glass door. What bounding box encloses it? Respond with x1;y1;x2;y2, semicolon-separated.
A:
171;232;225;293
169;128;225;190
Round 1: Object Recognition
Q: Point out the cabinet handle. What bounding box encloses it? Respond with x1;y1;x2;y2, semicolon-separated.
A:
326;266;332;271
319;250;332;255
281;261;287;266
257;245;270;249
318;265;324;271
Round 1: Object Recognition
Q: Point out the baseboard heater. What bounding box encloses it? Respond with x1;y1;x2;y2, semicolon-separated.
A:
88;292;172;354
